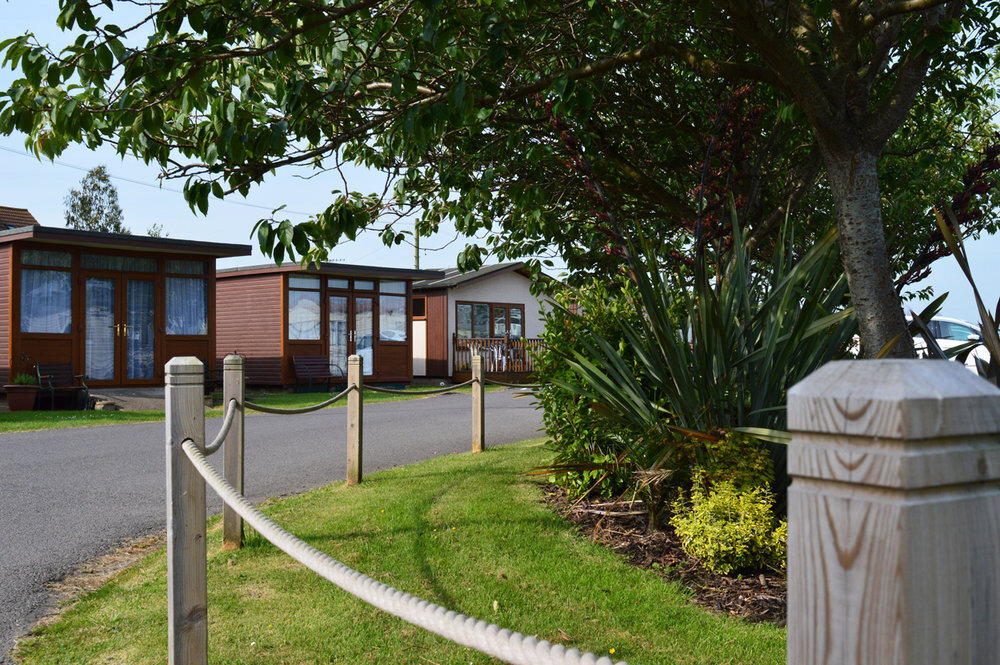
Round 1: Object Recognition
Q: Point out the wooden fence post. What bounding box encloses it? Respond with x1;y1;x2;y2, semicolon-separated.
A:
165;357;208;665
787;360;1000;665
347;354;363;485
472;355;485;453
222;354;245;550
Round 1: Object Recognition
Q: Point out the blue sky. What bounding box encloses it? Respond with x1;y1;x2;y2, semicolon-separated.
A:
0;1;998;323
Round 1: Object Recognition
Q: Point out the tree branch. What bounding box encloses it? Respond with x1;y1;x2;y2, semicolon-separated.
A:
866;2;961;149
723;0;840;134
476;38;784;107
862;0;953;30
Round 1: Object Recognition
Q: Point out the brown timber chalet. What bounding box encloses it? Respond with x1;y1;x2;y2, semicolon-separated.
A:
0;208;251;386
215;263;444;386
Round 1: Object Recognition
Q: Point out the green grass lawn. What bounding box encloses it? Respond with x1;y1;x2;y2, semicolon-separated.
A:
0;409;166;433
0;386;501;434
14;440;785;665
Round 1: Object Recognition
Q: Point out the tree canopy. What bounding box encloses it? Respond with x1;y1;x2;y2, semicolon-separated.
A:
64;164;128;234
2;0;999;354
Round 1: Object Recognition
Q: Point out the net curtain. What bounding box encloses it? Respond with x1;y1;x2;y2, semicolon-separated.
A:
20;269;72;334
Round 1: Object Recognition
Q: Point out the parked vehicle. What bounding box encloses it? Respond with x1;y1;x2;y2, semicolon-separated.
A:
910;315;989;371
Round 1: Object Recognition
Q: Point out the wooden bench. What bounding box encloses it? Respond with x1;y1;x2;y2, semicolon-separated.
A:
35;362;90;410
292;356;335;392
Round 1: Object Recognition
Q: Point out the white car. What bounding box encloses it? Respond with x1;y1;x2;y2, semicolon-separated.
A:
910;315;991;371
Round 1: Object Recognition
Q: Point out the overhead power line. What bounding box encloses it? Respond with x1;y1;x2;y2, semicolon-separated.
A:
0;143;313;216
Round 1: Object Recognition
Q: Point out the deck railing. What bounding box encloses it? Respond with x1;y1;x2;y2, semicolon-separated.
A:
453;335;544;381
167;356;1000;665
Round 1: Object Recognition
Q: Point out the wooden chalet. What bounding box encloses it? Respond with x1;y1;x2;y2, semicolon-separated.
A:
0;207;251;386
411;262;550;382
215;263;444;386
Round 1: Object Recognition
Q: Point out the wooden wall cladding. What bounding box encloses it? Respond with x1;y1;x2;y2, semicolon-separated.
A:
424;291;449;377
377;344;411;383
0;246;9;385
216;274;283;360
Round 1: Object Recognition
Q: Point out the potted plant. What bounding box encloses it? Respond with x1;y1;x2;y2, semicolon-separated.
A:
5;373;40;411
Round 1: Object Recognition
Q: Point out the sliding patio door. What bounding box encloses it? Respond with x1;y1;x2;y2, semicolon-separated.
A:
84;274;157;385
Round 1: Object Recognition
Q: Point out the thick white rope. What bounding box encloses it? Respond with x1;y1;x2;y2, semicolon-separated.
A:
204;399;238;455
245;385;353;414
362;379;474;395
181;440;628;665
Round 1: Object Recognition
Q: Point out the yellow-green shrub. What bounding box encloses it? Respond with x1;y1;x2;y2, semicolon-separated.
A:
670;471;787;575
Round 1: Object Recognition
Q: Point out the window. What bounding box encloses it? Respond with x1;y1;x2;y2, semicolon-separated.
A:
380;280;406;294
22;249;71;268
288;274;321;340
166;277;208;335
494;307;507;336
165;260;208;335
82;253;157;272
379;295;407;341
510;307;523;338
412;297;427;319
936;320;979;341
20;269;72;333
166;259;207;275
355;279;375;291
289;275;320;289
457;303;473;338
456;302;525;338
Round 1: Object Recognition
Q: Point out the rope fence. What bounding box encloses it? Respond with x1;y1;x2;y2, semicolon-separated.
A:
203;398;238;455
245;385;354;414
362;379;475;395
484;378;541;389
167;355;1000;665
180;438;625;665
165;354;632;665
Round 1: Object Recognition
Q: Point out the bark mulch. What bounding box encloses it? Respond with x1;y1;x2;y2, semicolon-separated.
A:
540;484;786;625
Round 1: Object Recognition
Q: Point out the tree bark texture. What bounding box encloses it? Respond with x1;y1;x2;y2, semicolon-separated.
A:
825;151;914;358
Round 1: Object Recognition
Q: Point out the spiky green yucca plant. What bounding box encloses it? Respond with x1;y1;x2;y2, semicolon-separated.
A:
550;214;857;519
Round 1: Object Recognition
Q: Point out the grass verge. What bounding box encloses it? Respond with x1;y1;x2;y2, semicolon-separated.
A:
14;439;784;665
0;410;165;433
0;386;503;434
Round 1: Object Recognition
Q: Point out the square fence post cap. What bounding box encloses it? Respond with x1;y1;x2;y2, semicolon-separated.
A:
223;354;244;367
788;359;1000;439
164;356;204;374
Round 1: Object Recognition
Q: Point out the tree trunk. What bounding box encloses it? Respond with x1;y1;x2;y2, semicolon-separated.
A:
825;150;915;358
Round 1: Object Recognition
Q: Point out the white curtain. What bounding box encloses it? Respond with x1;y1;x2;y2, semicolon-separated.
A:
166;277;207;335
21;269;72;334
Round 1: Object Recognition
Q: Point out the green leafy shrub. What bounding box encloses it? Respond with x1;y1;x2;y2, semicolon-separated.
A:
554;214;858;517
534;277;649;498
670;471;787;575
687;431;774;493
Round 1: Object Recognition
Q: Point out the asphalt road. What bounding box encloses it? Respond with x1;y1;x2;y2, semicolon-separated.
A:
0;389;542;663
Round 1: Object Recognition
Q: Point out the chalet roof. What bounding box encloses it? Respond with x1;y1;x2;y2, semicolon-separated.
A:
217;262;444;281
0;224;251;257
412;262;528;291
0;206;41;230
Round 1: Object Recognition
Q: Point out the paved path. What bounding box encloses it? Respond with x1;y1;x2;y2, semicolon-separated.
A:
0;390;542;663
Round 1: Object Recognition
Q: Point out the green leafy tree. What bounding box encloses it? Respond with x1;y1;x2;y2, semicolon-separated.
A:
63;164;128;234
2;1;998;354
